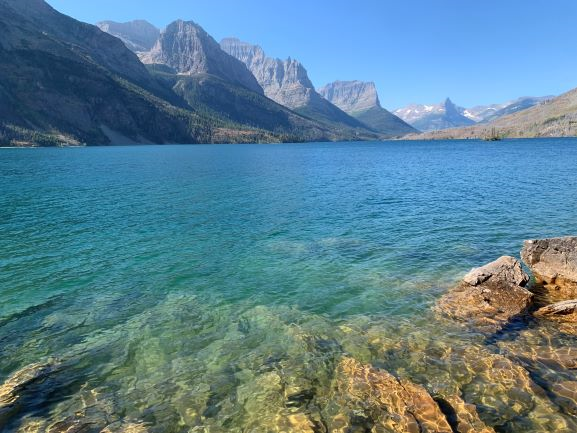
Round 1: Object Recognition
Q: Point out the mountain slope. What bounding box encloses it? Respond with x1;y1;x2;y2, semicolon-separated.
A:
394;98;476;131
318;81;417;137
0;0;359;146
141;21;263;94
464;96;553;123
220;38;367;130
0;0;214;145
146;65;375;142
409;88;577;139
96;20;160;52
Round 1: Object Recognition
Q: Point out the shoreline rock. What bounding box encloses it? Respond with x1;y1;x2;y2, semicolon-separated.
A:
435;256;532;332
521;237;577;298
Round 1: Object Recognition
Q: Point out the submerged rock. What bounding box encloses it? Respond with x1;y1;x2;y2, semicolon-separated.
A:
0;362;60;425
435;394;495;433
436;256;532;331
329;356;453;433
521;237;577;298
101;422;150;433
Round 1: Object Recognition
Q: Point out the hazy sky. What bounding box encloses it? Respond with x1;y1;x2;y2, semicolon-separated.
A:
46;0;577;110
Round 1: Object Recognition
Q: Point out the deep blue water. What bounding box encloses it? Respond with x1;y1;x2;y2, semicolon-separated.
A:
1;139;577;432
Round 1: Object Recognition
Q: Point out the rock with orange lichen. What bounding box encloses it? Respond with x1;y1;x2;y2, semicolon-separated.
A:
435;256;532;332
327;356;453;433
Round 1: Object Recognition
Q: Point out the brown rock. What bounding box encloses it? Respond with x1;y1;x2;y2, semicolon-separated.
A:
550;381;577;415
521;237;577;298
332;357;453;433
535;299;577;323
101;422;150;433
436;394;495;433
436;256;532;331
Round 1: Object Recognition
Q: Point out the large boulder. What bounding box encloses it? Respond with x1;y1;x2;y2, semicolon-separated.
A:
436;256;532;331
521;237;577;298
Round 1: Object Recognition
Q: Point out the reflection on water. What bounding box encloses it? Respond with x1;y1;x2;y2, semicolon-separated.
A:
1;140;577;431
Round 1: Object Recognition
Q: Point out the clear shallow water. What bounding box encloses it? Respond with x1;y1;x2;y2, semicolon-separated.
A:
1;139;577;432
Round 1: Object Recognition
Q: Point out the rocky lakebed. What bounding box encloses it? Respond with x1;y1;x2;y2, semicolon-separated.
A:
1;237;577;433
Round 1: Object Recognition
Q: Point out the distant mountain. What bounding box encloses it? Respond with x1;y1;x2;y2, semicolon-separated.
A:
220;38;367;130
318;81;417;137
463;96;553;123
96;20;160;52
394;98;476;131
395;96;554;132
408;89;577;140
141;21;263;94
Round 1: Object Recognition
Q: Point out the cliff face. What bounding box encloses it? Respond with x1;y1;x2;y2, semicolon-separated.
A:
96;20;160;52
221;38;313;108
141;22;263;94
220;38;364;129
318;81;381;114
319;81;417;137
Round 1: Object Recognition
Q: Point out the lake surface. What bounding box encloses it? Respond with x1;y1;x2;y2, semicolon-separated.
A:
1;139;577;432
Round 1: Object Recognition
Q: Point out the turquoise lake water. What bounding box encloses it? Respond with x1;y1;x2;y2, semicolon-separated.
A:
1;139;577;432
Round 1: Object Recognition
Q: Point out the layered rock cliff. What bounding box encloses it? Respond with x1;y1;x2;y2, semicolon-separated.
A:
318;80;381;114
96;20;160;52
141;22;263;94
318;81;417;136
220;38;365;129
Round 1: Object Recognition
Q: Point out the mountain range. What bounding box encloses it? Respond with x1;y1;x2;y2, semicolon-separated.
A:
394;96;554;132
220;38;373;132
0;1;388;146
1;0;575;146
407;89;577;140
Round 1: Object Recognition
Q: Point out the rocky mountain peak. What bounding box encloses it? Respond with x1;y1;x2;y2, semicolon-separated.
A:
140;21;263;94
318;80;417;137
96;19;160;52
221;37;319;109
443;97;462;116
318;81;381;114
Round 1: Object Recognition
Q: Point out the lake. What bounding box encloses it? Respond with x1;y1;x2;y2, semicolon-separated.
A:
1;139;577;432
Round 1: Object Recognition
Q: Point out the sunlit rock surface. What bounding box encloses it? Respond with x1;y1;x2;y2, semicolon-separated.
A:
435;256;532;331
522;237;577;298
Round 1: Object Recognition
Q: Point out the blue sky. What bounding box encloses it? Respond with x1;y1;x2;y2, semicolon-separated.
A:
47;0;577;110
